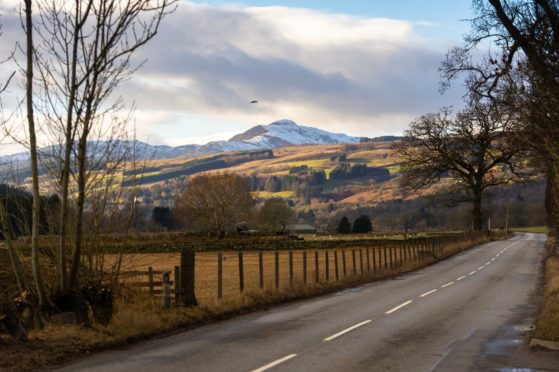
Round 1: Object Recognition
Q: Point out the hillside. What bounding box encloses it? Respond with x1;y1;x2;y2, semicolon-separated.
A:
135;140;450;207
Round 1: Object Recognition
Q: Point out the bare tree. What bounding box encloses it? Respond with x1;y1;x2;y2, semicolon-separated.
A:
22;0;48;310
258;198;294;233
442;0;559;236
394;102;528;230
31;0;176;291
175;173;255;238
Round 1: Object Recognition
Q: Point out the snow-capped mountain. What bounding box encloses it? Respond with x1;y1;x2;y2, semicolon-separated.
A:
229;119;358;148
0;120;359;165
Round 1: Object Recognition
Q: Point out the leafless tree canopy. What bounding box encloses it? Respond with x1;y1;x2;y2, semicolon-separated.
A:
394;103;528;230
258;198;294;233
439;0;559;235
175;173;255;238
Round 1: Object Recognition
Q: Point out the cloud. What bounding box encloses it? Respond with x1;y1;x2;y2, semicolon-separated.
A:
0;1;465;147
119;1;463;139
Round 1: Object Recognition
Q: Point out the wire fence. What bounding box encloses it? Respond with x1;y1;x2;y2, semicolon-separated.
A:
121;231;505;305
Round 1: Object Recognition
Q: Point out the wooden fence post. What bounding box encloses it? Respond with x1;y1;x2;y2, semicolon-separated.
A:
334;250;339;281
303;251;307;285
148;267;154;297
366;248;370;273
162;271;171;309
406;239;411;263
342;249;347;277
174;266;180;301
217;252;223;301
259;251;264;290
179;249;197;307
359;249;364;274
315;251;319;283
289;251;294;288
275;251;280;290
238;251;244;293
352;249;357;275
372;247;377;274
325;251;330;282
383;245;388;270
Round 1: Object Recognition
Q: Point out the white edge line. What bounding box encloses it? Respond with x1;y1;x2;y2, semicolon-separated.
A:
385;300;413;315
252;354;298;372
441;282;454;288
456;276;466;281
323;320;372;342
420;289;437;297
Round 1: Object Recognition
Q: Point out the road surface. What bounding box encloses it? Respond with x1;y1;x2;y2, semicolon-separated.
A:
62;233;558;371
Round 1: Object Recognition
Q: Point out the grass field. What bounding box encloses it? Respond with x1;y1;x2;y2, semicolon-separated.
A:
111;237;475;304
253;190;296;199
510;226;550;234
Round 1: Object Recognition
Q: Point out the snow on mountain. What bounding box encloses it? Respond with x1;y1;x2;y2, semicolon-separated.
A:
0;120;359;164
230;119;358;147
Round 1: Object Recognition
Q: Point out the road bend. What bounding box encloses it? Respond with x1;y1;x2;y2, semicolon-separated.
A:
62;233;554;372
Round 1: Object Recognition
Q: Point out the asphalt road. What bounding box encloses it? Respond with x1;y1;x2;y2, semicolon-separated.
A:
62;233;558;372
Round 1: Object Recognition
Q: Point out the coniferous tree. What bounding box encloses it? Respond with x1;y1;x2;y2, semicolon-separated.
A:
352;215;373;233
336;216;351;234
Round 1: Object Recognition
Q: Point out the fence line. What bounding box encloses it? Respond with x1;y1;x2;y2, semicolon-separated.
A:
121;231;506;305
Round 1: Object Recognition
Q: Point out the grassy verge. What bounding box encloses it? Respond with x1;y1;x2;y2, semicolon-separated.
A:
535;238;559;342
0;235;500;371
511;226;550;234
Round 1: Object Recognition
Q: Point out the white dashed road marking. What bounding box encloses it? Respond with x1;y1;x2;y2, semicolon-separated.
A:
385;300;413;314
420;289;437;298
323;320;372;342
252;354;298;372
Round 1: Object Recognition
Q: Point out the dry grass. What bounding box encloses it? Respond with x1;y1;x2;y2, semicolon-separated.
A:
0;236;493;371
535;252;559;341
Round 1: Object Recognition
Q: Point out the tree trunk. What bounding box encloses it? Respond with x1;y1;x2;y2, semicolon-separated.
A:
58;0;90;294
24;0;48;310
546;162;559;237
472;193;483;231
69;136;87;289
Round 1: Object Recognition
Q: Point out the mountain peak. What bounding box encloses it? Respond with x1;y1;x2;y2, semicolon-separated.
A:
270;119;297;126
229;119;358;148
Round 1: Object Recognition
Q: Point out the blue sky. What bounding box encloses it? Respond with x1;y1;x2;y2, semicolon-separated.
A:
196;0;474;38
0;0;476;154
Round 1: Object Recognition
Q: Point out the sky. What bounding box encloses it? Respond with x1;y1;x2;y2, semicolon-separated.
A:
0;0;475;154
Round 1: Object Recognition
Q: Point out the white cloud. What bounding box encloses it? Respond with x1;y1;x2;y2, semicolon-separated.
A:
0;1;465;150
120;1;464;138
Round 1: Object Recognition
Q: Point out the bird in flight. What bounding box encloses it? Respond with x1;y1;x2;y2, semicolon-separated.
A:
250;100;258;104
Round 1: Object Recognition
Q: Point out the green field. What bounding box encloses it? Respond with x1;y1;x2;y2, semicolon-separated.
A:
253;190;296;199
510;226;549;234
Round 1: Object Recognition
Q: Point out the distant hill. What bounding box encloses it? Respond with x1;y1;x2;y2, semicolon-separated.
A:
0;119;360;166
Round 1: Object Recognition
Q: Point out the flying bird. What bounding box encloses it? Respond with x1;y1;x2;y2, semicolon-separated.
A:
250;100;259;104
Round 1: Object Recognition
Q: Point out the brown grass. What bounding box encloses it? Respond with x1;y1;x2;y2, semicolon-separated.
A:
535;249;559;341
109;244;424;304
0;236;493;371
